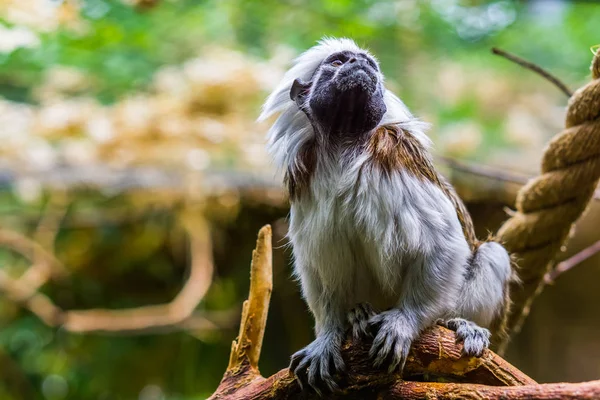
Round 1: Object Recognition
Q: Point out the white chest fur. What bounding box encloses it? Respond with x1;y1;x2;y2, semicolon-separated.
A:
287;151;471;312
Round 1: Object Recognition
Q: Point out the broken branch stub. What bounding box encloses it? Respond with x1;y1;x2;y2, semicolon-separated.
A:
227;225;273;373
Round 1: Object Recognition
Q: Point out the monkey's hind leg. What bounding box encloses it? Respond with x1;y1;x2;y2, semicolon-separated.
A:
347;303;377;341
458;241;511;327
441;318;491;357
444;241;511;357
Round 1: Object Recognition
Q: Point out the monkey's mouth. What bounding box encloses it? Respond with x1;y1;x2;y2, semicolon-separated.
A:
335;67;378;94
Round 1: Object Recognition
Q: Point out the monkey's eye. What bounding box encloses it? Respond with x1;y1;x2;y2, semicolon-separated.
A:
331;60;343;67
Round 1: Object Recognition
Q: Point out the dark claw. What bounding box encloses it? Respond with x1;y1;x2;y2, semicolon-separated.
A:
288;333;344;396
347;302;378;341
367;314;383;337
295;368;309;391
290;350;310;391
290;349;305;372
367;310;415;373
307;357;322;396
390;339;410;372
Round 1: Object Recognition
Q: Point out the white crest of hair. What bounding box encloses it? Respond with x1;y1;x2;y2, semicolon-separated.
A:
259;37;431;173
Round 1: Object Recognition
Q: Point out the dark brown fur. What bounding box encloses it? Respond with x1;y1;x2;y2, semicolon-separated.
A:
285;139;317;200
285;125;479;250
366;126;479;250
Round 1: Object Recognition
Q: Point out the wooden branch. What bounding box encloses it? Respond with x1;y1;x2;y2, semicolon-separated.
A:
228;225;273;372
215;373;600;399
0;229;67;279
403;326;534;386
0;269;64;326
18;191;70;291
388;380;600;400
209;227;600;399
0;213;219;335
437;156;531;185
58;214;214;333
492;47;573;97
436;156;530;205
211;325;600;399
212;326;534;399
545;239;600;284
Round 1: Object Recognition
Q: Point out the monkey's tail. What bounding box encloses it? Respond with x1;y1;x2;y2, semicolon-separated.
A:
490;247;521;352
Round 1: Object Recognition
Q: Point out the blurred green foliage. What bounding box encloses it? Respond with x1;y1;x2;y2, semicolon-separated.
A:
3;0;599;161
1;1;600;399
2;0;599;102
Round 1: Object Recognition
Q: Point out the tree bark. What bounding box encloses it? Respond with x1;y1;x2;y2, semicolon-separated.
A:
211;358;600;400
208;212;600;399
210;227;547;399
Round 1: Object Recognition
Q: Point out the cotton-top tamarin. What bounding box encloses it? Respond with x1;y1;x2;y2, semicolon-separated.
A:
259;38;512;395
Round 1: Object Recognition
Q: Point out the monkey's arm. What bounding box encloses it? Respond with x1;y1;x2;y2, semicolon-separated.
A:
439;176;479;248
421;145;512;329
366;125;511;368
288;261;347;395
399;135;511;329
368;126;478;245
369;247;467;372
361;127;469;370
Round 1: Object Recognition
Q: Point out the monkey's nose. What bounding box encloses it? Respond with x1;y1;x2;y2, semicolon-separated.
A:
349;57;357;63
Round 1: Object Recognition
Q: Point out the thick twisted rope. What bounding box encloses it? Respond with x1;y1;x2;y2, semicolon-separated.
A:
495;50;600;352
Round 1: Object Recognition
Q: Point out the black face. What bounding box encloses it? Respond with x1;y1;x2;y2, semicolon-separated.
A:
290;50;386;136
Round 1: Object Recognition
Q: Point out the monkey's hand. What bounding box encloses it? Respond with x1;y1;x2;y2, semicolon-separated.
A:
289;330;345;396
368;309;418;373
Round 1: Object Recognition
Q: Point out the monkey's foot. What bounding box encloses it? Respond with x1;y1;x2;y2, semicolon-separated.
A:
289;331;345;396
347;302;377;341
368;309;416;373
442;318;490;357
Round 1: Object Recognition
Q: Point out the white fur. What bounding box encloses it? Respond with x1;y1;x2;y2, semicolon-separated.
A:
456;241;512;326
263;39;512;387
288;150;471;329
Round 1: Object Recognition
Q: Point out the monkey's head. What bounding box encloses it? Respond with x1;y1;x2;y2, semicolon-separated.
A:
290;48;386;136
261;38;429;170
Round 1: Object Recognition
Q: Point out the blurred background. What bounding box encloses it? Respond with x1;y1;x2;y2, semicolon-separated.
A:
0;0;599;399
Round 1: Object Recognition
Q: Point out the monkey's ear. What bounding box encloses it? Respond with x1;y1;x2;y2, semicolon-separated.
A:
290;78;311;102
